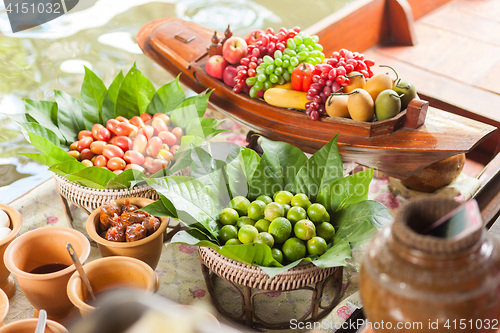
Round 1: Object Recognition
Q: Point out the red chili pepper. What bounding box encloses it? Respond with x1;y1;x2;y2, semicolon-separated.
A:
291;62;315;92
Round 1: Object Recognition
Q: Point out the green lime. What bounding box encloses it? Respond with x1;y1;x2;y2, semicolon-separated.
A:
316;222;335;241
254;232;274;248
283;203;291;215
256;195;273;205
236;216;255;228
225;238;242;245
291;193;311;210
307;236;328;255
268;217;292;244
219;208;239;225
230;196;251;216
271;248;283;264
254;219;271;232
323;210;331;223
307;203;328;224
264;202;284;221
238;225;259;244
287;206;307;224
274;190;293;205
219;225;238;243
282;237;306;263
294;219;316;241
248;200;266;220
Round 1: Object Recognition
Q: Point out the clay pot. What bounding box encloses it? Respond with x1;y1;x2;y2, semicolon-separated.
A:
3;227;91;321
0;319;68;333
67;256;160;316
401;153;465;192
0;289;8;326
0;205;23;298
360;197;500;332
86;198;168;269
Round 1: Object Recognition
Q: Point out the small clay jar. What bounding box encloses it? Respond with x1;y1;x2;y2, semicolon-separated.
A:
360;197;500;333
0;318;68;333
0;205;23;298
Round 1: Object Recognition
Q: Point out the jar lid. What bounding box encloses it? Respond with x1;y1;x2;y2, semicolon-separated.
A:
392;196;483;255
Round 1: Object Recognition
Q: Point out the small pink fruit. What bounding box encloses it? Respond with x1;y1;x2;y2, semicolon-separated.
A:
222;36;248;65
205;55;228;80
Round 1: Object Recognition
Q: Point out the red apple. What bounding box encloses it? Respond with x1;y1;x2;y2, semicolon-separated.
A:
245;29;264;46
223;65;238;87
222;36;248;65
205;55;228;80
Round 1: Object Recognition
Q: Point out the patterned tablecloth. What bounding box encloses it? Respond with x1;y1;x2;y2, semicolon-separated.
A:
4;110;481;332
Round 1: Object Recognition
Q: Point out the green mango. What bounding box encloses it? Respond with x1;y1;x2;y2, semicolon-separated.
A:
393;79;416;110
375;89;402;121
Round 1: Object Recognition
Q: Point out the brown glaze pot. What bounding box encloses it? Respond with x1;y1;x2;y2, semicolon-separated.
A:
401;153;465;192
360;197;500;332
3;227;90;322
86;197;168;269
0;205;23;298
67;256;160;316
0;319;68;333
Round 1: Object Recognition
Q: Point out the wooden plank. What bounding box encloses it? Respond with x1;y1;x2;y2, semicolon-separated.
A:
406;0;452;20
305;0;389;57
454;0;500;23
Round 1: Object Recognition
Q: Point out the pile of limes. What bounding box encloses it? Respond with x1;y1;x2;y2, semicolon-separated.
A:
217;191;336;265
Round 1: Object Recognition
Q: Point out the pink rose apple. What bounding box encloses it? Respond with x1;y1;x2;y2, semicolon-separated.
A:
205;55;228;80
223;65;238;87
222;36;248;65
245;29;264;46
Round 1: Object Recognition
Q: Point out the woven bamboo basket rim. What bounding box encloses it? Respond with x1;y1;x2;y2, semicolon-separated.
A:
54;174;159;211
198;246;339;291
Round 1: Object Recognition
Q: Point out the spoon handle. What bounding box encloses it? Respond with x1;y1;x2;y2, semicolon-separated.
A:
34;309;47;333
66;243;96;301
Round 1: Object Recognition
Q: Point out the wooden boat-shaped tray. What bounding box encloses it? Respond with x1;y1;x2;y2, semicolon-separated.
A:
137;18;496;178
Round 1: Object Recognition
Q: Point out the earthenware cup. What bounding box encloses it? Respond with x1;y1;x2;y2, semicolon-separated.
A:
0;318;68;333
0;205;23;298
86;197;168;269
3;227;91;322
0;288;9;326
66;256;160;316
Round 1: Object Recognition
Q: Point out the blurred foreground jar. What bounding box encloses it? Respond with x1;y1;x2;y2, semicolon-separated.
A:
360;197;500;333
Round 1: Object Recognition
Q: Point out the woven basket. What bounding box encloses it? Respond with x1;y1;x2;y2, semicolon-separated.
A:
198;247;339;291
55;167;190;213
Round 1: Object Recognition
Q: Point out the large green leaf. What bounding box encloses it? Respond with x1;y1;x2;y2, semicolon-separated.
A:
20;152;61;167
21;123;60;147
176;90;212;117
81;66;107;127
26;132;73;164
141;194;178;219
310;239;352;268
184;117;226;139
260;136;308;191
238;148;279;199
105;169;146;189
146;176;220;239
292;135;343;200
65;167;116;189
54;90;83;143
115;64;155;119
333;200;392;231
170;104;199;129
101;71;124;123
146;75;186;115
49;159;86;176
23;99;65;143
317;168;373;213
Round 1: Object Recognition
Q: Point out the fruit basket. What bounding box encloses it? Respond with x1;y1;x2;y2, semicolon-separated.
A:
140;136;392;329
198;246;343;329
15;64;224;221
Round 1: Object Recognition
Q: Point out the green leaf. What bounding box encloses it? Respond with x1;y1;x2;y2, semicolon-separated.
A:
49;159;86;176
142;194;178;218
184;117;226;139
333;219;377;249
20;152;60;167
260;136;308;191
219;243;282;268
293;135;343;200
23;99;65;143
102;71;124;123
115;64;155;119
170;104;199;129
21;123;60;147
27;132;73;164
54;90;84;143
171;230;219;248
65;167;116;189
311;239;352;268
146;176;220;239
146;75;186;115
317;168;373;213
224;145;247;198
176;90;211;117
105;169;146;189
238;148;279;199
81;66;107;127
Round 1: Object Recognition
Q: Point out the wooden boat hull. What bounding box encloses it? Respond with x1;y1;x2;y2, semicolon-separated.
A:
137;18;496;178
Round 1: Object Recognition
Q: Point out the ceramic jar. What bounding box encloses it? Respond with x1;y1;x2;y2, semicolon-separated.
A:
360;197;500;333
0;204;23;298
